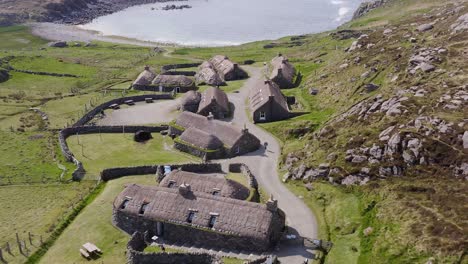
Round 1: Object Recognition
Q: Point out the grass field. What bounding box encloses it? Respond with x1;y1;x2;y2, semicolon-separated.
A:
0;182;95;264
67;133;199;178
0;131;75;184
39;175;157;264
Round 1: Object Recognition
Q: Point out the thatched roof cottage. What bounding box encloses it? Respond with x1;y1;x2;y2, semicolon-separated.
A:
151;74;196;93
209;55;248;81
113;184;285;252
132;66;197;92
270;54;296;89
195;61;225;86
160;170;250;200
197;87;230;119
179;90;201;113
170;111;260;159
249;80;290;123
132;66;156;90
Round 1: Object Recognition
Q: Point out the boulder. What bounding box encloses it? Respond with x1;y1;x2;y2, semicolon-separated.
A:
351;155;368;163
0;68;9;83
463;131;468;149
134;130;152;142
48;41;68;48
451;13;468;33
309;88;319;95
365;83;380;92
419;62;435;72
417;23;434;32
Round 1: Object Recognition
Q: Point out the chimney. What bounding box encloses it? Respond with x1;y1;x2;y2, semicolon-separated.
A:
278;52;282;57
264;80;270;85
266;194;278;212
207;112;214;120
242;124;249;134
144;65;150;71
179;182;191;195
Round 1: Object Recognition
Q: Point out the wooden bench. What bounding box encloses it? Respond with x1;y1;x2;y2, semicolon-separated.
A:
80;248;90;259
124;100;135;105
109;103;120;109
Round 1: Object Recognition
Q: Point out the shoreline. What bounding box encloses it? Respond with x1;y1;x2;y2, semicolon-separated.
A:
28;22;180;48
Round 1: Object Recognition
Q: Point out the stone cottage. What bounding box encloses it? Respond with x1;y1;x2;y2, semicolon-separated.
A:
132;66;156;90
132;66;197;92
151;74;197;93
113;184;285;252
195;56;247;85
160;170;250;200
270;54;296;89
209;55;248;81
249;80;290;123
170;111;261;159
179;90;201;113
195;61;225;86
197;87;230;119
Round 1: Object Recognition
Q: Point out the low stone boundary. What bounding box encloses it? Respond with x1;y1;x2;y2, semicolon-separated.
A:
228;163;259;189
161;63;201;72
101;163;222;182
127;232;277;264
161;70;196;76
59;125;167;180
73;93;173;127
13;69;80;78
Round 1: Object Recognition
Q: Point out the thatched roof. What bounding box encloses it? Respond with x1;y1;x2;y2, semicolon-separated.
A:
133;66;156;86
179;127;223;150
151;74;195;88
198;87;229;113
208;55;248;80
249;80;289;113
175;111;249;147
180;90;201;106
114;184;276;240
160;170;250;200
270;55;296;88
195;63;225;86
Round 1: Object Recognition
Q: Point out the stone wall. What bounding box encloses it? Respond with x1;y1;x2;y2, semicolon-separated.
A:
73;94;173;127
228;163;259;189
161;63;201;72
59;125;167;180
101;163;222;182
174;140;225;160
115;212;272;252
127;232;277;264
161;70;196;77
127;232;220;264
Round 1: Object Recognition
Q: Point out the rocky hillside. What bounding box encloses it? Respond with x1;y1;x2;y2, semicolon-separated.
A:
276;0;467;262
0;0;177;25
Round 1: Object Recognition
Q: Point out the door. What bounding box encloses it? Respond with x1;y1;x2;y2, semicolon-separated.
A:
157;222;164;236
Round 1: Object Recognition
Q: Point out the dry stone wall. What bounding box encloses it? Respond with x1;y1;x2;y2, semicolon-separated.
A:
73;94;173;127
101;163;222;182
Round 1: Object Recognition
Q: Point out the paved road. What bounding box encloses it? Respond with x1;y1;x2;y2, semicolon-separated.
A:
220;66;319;263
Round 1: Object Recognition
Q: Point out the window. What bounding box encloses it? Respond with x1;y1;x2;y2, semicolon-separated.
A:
259;111;266;120
139;203;149;215
208;215;217;228
120;199;130;209
168;181;176;188
187;212;196;223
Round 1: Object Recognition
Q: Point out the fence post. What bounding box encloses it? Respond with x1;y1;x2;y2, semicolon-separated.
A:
5;242;11;255
28;232;33;246
0;247;5;263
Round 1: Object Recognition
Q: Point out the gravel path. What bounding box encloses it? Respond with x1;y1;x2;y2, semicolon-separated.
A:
219;66;319;263
96;99;180;125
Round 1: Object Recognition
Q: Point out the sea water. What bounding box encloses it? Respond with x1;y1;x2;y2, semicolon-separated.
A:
80;0;363;46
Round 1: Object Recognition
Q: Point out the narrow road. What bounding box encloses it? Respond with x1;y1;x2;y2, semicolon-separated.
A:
220;66;319;263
